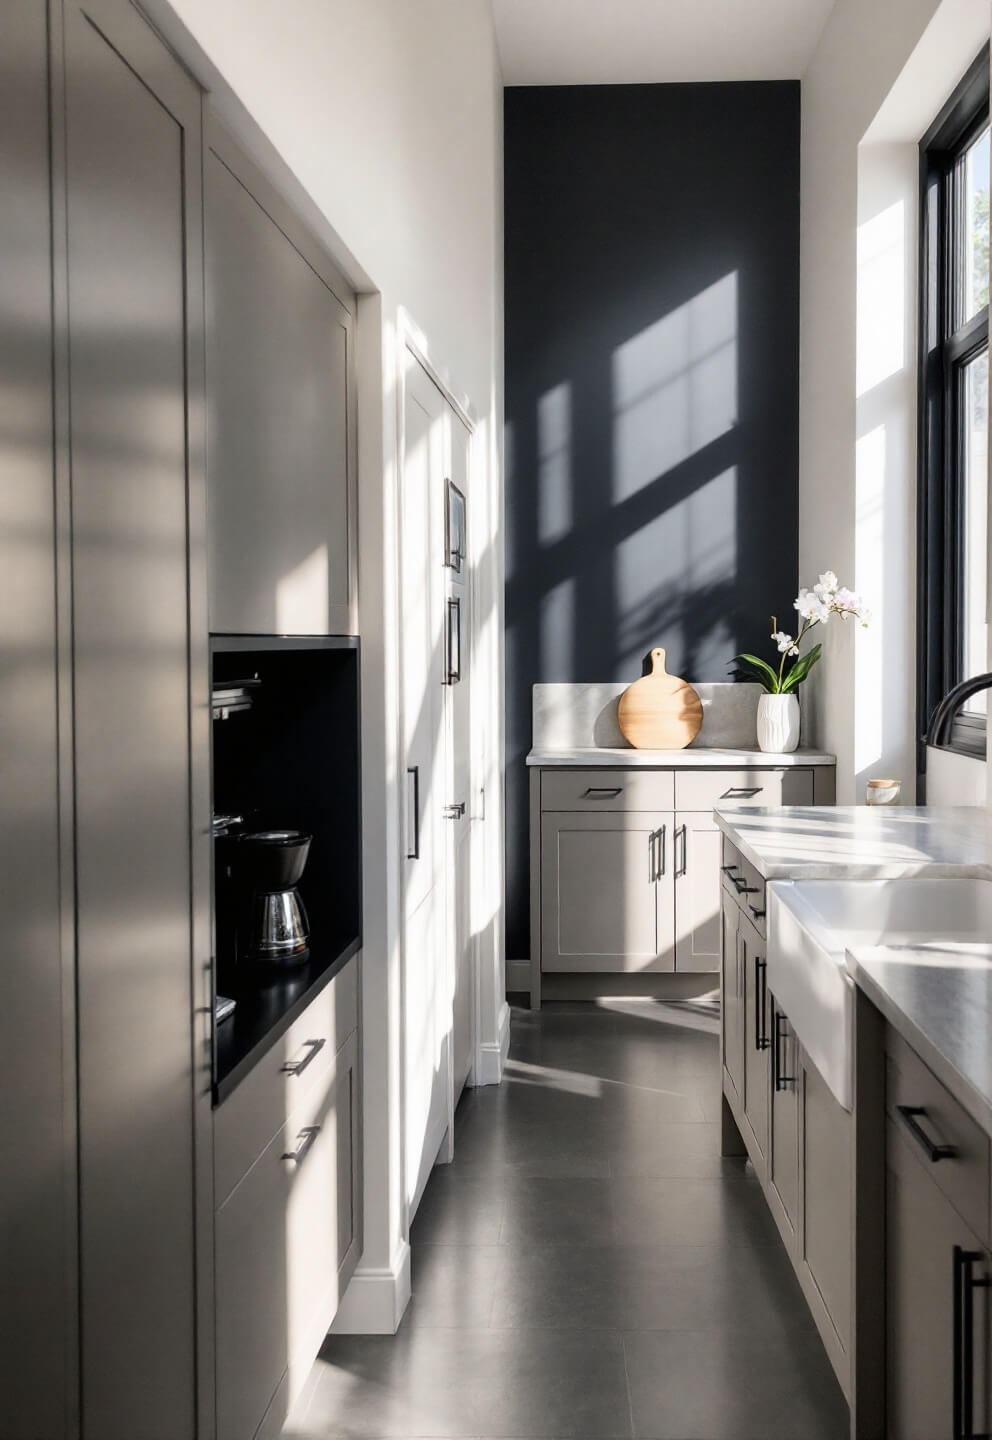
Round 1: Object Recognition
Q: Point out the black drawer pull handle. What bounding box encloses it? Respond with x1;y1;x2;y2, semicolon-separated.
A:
896;1105;957;1162
282;1037;326;1077
721;863;739;875
754;956;769;1052
748;903;766;920
739;885;759;896
582;786;622;798
954;1246;991;1438
721;786;763;799
282;1125;321;1165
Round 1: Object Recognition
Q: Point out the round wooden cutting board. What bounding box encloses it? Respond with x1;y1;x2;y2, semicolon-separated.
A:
617;648;703;749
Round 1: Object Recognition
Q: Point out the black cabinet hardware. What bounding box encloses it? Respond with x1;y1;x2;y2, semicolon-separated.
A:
444;801;466;819
773;1011;794;1090
954;1246;991;1438
748;902;766;920
281;1038;325;1077
282;1124;321;1165
721;863;739;876
896;1105;957;1163
406;766;420;859
445;596;462;684
582;786;622;798
675;824;687;878
754;956;769;1051
649;826;667;882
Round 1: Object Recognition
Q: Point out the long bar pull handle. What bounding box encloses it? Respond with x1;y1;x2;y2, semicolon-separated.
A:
954;1247;990;1439
406;766;420;860
582;786;623;798
754;957;769;1051
774;1012;794;1090
657;823;667;877
721;786;763;799
445;597;462;684
281;1038;326;1077
675;824;687;878
282;1125;321;1165
896;1105;957;1163
748;901;767;921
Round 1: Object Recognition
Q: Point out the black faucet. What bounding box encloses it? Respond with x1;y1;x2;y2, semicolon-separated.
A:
925;672;992;749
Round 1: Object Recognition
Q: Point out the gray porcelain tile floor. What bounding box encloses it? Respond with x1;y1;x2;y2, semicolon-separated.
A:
284;1001;848;1440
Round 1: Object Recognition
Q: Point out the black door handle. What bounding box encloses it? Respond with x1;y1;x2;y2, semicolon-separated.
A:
754;957;769;1051
774;1011;794;1090
954;1246;991;1439
896;1105;957;1163
406;766;420;859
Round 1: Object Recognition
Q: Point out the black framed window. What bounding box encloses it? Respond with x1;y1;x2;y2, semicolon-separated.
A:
918;47;990;765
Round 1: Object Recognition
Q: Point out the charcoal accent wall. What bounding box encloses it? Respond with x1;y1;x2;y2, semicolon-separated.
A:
504;82;801;966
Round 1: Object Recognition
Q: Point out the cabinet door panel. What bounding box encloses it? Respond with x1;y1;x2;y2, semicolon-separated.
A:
674;817;721;971
205;123;355;635
887;1120;992;1440
801;1053;851;1355
767;1003;799;1241
721;889;743;1104
64;6;201;1433
541;811;674;972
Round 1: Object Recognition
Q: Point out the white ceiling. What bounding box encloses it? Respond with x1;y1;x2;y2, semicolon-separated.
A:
493;0;837;85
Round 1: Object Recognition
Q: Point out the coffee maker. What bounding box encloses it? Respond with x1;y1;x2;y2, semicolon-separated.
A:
236;828;312;964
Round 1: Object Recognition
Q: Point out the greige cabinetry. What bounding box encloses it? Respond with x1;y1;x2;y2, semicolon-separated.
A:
721;835;853;1400
204;120;357;637
885;1028;992;1440
531;760;830;1006
214;960;362;1440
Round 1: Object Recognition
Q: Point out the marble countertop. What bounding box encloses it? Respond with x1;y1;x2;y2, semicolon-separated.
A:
526;746;836;768
847;942;992;1139
713;805;992;881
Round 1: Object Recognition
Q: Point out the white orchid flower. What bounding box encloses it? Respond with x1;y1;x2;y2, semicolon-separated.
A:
795;589;830;623
816;570;838;595
771;631;800;655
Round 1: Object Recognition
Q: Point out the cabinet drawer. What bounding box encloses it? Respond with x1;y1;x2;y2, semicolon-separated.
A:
215;1029;358;1440
676;767;813;812
720;838;766;933
886;1028;990;1244
542;768;674;812
215;957;358;1206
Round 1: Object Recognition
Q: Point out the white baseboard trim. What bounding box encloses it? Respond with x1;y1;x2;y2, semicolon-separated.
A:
506;957;531;994
475;1001;511;1086
329;1240;411;1335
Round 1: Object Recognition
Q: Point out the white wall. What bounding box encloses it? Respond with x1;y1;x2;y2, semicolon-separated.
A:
145;0;505;1333
799;0;989;800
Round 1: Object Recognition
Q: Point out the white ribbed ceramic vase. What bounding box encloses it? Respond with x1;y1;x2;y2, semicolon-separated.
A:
757;693;800;753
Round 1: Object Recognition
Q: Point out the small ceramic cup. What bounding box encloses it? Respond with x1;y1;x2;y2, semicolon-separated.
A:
866;778;901;806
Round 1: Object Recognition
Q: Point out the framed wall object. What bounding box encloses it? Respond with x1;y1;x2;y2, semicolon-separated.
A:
445;477;466;573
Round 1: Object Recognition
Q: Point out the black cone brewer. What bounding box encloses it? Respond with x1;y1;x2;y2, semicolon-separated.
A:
238;829;312;963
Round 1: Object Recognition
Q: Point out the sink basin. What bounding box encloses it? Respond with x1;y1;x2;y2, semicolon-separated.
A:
767;877;992;1110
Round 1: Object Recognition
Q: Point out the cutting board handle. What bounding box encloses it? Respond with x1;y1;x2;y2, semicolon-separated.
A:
649;647;668;675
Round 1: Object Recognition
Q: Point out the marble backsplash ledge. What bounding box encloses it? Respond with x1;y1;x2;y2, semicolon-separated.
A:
533;681;764;751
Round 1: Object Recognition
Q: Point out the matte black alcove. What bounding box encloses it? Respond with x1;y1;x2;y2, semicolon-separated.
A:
504;81;801;963
210;636;361;1100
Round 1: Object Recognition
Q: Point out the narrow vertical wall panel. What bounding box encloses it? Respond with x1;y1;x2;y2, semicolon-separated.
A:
62;4;202;1434
0;6;72;1436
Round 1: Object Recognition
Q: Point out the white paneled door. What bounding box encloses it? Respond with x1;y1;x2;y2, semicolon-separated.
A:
400;353;476;1222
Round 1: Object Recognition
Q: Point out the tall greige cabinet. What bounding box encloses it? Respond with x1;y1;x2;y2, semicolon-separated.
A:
2;5;362;1437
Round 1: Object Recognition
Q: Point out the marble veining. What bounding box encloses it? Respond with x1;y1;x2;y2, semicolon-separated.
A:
847;943;992;1139
714;805;992;881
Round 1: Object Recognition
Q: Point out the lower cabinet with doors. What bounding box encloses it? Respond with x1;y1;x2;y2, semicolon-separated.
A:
531;759;834;1004
721;840;853;1399
213;958;362;1440
885;1027;992;1440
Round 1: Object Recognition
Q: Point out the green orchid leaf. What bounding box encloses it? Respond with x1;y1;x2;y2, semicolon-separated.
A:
731;652;780;694
780;643;822;693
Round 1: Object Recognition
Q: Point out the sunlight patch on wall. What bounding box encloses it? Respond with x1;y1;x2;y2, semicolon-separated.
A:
275;544;328;632
612;273;737;503
614;466;737;678
537;381;572;545
857;198;905;398
854;423;885;776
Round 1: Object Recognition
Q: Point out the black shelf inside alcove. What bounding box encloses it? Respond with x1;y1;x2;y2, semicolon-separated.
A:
210;634;361;1103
